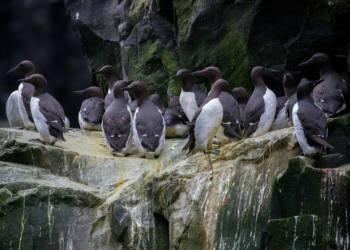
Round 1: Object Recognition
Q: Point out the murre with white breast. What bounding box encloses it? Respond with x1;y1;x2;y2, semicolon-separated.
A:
17;74;66;145
172;69;207;122
243;66;277;138
6;60;35;129
292;78;334;155
192;66;241;142
182;79;231;153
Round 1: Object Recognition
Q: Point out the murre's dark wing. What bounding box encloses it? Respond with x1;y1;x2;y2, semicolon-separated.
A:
21;83;35;122
81;97;105;125
38;93;66;141
219;92;241;139
103;101;132;152
135;101;164;152
243;94;265;138
297;101;332;153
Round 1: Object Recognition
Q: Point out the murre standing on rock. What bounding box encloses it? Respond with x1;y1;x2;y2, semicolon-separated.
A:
6;60;35;129
164;92;189;138
270;73;297;131
122;81;165;158
93;65;132;108
299;53;349;117
243;66;277;138
292;78;334;155
182;79;231;153
192;66;241;142
74;86;105;131
172;69;207;122
102;81;133;156
17;74;66;145
232;87;250;131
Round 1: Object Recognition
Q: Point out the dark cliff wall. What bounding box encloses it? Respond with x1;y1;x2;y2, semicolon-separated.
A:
64;0;350;106
0;0;90;128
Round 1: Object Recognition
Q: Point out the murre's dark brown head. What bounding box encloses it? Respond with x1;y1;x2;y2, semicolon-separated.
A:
251;66;279;87
113;80;129;100
191;66;223;84
122;81;148;100
299;53;331;70
17;74;47;95
282;73;296;98
210;79;231;97
232;87;250;104
93;65;119;89
172;69;192;81
73;86;104;99
7;60;35;78
297;78;324;101
283;73;295;87
171;69;196;91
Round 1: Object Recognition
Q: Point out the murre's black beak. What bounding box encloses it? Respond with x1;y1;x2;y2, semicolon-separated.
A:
73;90;84;95
269;69;280;73
92;70;101;75
299;61;309;67
191;71;202;76
6;68;16;75
171;75;178;79
313;79;324;87
17;78;26;83
121;87;129;91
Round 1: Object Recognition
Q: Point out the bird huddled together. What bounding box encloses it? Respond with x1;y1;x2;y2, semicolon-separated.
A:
5;53;349;158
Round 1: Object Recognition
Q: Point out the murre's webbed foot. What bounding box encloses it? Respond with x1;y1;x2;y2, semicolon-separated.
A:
28;138;47;145
17;126;25;130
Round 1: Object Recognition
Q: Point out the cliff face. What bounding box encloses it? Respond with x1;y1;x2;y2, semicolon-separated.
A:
0;114;350;249
63;0;350;105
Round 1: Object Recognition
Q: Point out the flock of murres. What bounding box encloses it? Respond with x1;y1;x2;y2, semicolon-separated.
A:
4;53;349;158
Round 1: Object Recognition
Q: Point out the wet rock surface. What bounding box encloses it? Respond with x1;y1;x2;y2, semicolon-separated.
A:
0;114;349;249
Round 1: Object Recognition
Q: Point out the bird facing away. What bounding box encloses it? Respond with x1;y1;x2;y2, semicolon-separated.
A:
172;69;207;122
102;80;133;156
6;60;36;129
182;79;232;153
122;81;165;158
243;66;277;138
292;78;334;155
232;87;250;131
17;74;66;145
74;86;105;131
192;66;241;142
270;73;297;131
93;65;132;108
299;53;349;117
164;92;189;138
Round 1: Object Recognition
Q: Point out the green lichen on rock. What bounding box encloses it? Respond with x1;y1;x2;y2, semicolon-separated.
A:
124;40;179;105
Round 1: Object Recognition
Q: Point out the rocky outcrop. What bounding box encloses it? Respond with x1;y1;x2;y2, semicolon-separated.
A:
1;114;350;249
63;0;350;104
